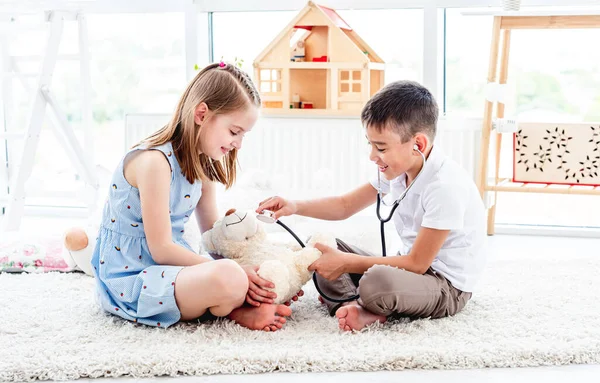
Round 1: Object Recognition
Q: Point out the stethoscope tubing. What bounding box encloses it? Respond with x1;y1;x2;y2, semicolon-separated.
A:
276;148;427;304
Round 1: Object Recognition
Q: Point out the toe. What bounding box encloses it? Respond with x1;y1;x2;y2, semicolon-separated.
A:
275;316;287;324
270;324;279;331
298;290;304;297
336;306;348;319
263;326;271;332
292;296;298;301
275;304;293;317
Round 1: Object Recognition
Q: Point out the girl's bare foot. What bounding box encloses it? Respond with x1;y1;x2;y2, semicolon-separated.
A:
228;303;292;331
335;302;386;331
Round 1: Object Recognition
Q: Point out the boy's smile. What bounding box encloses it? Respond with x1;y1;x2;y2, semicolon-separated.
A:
366;125;426;182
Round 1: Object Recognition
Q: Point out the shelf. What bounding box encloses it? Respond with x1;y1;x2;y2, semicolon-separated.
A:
462;10;600;17
486;178;600;195
256;61;377;70
462;10;600;29
260;107;360;118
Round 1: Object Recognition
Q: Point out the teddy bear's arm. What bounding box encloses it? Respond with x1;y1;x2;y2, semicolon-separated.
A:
201;228;217;254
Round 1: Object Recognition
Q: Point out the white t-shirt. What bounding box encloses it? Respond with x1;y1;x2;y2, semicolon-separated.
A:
370;145;487;292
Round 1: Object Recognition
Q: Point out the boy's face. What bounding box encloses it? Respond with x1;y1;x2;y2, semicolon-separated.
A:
366;125;419;181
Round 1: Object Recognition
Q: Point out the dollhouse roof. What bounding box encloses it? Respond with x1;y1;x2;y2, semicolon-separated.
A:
254;1;383;64
314;4;351;30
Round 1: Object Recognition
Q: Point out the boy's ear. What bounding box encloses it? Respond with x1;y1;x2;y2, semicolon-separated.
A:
194;102;209;125
413;133;430;153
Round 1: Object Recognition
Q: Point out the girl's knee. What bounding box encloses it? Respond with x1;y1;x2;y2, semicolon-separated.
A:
212;260;248;302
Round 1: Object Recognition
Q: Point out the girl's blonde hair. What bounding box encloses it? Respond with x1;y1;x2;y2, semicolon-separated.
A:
142;62;261;188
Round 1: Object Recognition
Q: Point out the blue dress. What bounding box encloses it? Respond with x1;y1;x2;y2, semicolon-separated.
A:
91;141;202;328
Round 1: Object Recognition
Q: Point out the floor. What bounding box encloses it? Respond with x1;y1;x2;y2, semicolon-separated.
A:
73;365;600;383
3;214;600;382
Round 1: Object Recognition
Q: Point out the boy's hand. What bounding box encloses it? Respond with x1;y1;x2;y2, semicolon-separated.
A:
256;196;297;220
308;243;350;281
242;265;277;306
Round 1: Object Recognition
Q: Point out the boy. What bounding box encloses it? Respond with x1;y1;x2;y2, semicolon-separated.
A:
256;80;487;331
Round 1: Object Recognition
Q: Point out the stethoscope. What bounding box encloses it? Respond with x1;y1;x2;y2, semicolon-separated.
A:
257;144;427;303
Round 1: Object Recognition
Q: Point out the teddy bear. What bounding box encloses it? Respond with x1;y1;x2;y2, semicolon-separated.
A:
64;205;338;302
202;208;337;305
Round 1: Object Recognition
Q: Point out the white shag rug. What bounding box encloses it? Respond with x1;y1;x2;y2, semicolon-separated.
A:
1;241;600;382
2;173;600;381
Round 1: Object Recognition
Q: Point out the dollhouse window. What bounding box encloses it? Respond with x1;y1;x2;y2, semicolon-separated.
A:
260;69;282;93
340;70;361;94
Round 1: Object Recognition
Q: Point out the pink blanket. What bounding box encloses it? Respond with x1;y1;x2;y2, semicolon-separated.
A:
0;234;76;273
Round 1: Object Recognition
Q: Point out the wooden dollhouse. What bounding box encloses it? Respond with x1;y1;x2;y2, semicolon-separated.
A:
253;1;385;116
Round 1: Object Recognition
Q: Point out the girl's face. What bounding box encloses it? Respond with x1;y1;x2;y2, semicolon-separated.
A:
195;103;259;160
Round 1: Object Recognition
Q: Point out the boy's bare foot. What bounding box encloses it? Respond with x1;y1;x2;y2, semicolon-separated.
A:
228;304;292;332
336;302;386;331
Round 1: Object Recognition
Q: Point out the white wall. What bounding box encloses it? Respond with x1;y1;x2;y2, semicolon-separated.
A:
125;114;482;197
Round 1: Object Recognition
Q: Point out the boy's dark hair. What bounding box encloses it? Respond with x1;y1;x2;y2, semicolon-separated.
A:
361;80;439;142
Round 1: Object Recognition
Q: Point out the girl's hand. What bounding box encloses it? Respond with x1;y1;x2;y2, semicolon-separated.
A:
284;290;304;306
256;196;297;220
242;265;277;306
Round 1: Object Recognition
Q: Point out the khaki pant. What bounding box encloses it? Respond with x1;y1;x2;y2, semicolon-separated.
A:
315;239;472;319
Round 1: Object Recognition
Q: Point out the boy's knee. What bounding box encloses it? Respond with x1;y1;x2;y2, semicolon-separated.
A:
358;265;409;301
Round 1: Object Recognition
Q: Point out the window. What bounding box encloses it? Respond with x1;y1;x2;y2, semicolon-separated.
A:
212;9;423;85
445;8;600;228
87;13;186;170
340;70;361;94
444;8;492;117
212;11;296;81
2;13;186;209
337;9;423;84
259;69;282;93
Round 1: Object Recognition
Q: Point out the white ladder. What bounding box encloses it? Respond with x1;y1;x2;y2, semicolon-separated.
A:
0;10;98;231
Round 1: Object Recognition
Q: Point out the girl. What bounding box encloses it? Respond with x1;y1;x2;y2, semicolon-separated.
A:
65;62;292;331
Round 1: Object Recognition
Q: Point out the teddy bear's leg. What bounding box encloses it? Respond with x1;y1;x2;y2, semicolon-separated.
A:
306;233;338;249
293;247;321;279
63;227;96;276
64;227;89;251
284;242;303;252
257;260;292;305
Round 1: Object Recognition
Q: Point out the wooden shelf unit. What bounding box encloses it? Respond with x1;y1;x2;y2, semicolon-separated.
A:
476;13;600;235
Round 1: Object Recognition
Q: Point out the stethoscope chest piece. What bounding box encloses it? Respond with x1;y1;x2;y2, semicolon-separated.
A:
256;210;277;224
